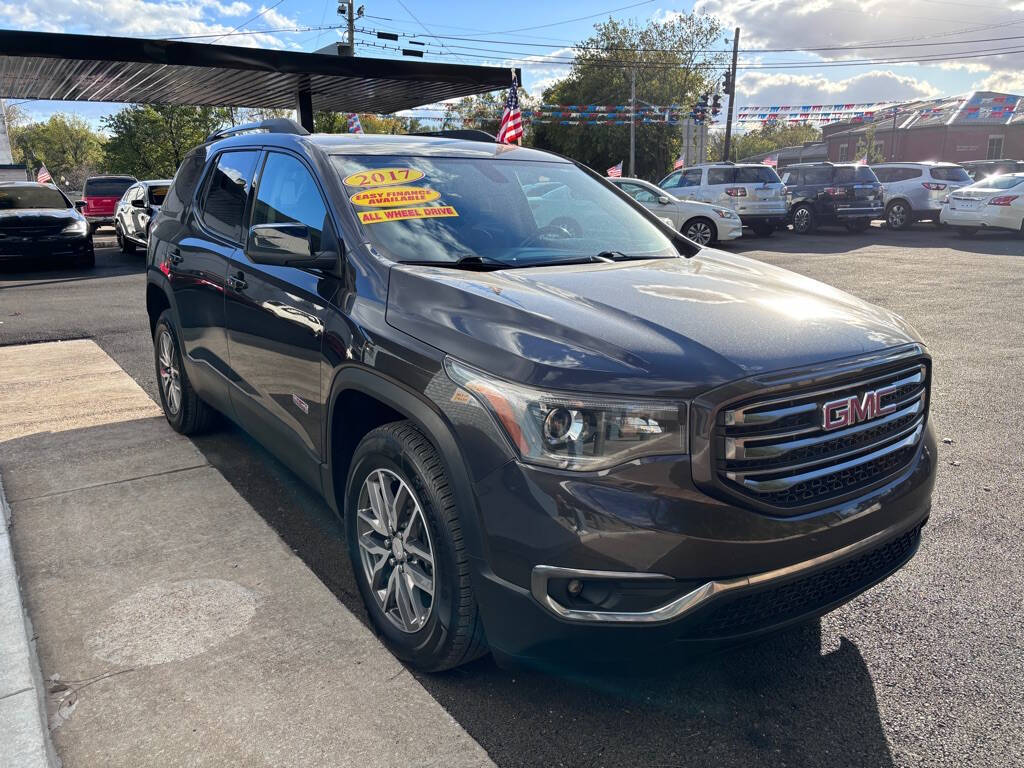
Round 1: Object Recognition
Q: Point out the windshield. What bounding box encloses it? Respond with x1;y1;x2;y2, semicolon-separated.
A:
0;186;70;210
971;175;1024;191
834;166;879;183
332;155;678;266
148;185;169;205
931;166;971;182
84;178;134;197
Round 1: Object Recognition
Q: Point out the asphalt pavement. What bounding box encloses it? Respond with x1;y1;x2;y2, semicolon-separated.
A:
1;224;1022;767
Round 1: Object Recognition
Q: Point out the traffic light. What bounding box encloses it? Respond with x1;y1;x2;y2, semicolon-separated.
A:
722;71;733;96
711;93;722;118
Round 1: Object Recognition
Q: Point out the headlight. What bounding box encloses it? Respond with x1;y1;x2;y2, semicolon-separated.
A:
713;208;738;219
61;219;88;236
445;358;688;471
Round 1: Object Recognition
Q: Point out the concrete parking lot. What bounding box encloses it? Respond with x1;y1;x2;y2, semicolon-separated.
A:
1;224;1022;767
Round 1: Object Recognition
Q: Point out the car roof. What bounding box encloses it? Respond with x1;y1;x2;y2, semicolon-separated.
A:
211;131;569;163
85;175;136;180
137;179;174;186
0;181;55;188
608;176;657;185
872;161;960;167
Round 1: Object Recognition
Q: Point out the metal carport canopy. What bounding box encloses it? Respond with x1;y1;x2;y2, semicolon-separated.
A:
0;30;518;117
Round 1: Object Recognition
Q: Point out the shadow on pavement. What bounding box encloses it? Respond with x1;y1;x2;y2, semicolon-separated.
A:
0;245;141;289
192;422;895;768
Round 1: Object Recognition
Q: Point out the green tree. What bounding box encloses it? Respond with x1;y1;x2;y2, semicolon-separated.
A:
709;121;822;162
314;111;424;134
530;15;724;180
102;105;224;178
855;124;886;164
9;114;105;189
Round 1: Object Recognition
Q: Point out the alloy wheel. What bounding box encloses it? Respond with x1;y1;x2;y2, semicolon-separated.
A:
685;220;713;245
888;203;908;229
794;207;811;232
356;468;435;634
157;329;182;415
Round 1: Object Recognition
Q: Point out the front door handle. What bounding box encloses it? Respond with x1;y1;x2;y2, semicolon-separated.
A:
228;272;248;292
168;248;183;265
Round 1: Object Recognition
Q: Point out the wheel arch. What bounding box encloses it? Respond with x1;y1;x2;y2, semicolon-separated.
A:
682;215;717;243
886;197;912;212
323;366;488;562
145;277;173;336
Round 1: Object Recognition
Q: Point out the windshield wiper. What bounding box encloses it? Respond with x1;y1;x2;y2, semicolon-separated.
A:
595;251;672;262
400;255;511;271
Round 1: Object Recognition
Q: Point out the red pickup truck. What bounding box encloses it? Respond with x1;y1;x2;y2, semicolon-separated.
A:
78;175;136;233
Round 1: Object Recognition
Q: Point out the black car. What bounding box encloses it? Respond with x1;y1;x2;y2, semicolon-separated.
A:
0;181;94;268
146;120;935;671
782;162;884;234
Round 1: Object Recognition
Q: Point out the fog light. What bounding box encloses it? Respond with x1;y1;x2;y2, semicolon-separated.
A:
567;578;583;597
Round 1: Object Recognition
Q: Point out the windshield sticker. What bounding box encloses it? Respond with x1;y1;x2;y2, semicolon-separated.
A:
349;186;441;207
343;168;425;187
358;205;459;224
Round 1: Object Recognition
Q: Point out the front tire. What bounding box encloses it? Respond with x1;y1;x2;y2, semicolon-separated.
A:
346;422;487;671
792;204;816;234
116;224;136;254
153;310;217;435
682;217;716;246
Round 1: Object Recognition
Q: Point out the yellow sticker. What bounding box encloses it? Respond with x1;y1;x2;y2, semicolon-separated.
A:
343;168;425;188
358;206;459;224
349;186;441;207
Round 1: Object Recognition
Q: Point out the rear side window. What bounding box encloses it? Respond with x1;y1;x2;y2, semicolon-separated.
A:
834;166;878;183
873;168;894;183
162;149;208;218
84;177;135;197
735;166;781;184
251;152;330;252
199;150;260;243
931;166;970;182
148;185;169;205
682;169;703;187
803;166;832;185
707;168;735;185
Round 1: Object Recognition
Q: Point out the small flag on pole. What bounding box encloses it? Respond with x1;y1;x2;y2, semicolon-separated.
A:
764;155;778;167
497;72;523;145
858;155;868;165
347;114;363;134
36;165;52;184
607;161;623;178
673;156;684;170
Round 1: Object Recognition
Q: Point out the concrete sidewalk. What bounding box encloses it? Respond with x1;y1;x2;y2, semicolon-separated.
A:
0;340;493;768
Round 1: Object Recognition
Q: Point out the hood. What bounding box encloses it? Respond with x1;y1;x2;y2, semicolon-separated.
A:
386;250;922;398
0;207;81;229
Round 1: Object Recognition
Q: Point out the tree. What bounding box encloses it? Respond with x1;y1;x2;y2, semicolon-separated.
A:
708;122;822;162
530;15;724;180
9;114;105;189
855;124;886;165
314;111;424;134
102;105;224;178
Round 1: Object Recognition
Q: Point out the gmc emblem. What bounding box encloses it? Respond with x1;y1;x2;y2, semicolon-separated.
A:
822;385;899;431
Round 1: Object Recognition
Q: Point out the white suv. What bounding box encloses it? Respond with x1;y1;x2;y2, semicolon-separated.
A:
871;162;972;230
657;162;787;237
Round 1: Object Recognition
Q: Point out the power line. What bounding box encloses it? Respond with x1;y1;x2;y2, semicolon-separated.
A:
209;0;286;44
394;0;471;65
482;0;657;35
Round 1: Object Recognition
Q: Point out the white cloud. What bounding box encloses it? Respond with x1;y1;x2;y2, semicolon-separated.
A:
737;69;941;104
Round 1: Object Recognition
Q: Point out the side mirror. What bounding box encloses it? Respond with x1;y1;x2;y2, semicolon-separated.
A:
74;200;86;211
131;198;145;209
246;223;339;270
658;195;670;205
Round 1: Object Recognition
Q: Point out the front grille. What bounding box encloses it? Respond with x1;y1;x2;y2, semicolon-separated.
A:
681;521;924;638
715;361;929;511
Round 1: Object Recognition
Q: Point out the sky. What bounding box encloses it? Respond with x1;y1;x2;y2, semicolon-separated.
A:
2;0;1023;129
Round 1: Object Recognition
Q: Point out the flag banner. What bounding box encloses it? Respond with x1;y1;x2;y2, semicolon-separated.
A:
607;161;623;178
498;73;523;144
36;165;52;184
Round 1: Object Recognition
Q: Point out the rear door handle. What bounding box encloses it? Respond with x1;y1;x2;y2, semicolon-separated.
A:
228;272;248;292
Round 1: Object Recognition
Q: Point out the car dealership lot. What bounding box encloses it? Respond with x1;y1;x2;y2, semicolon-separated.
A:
1;225;1022;767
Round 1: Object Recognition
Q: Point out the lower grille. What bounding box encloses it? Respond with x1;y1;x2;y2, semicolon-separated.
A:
716;360;929;511
682;521;924;638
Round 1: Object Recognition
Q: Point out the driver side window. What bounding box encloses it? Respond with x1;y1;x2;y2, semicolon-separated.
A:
251;152;330;252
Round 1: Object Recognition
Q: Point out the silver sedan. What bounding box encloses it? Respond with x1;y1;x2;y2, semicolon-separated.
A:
607;177;743;246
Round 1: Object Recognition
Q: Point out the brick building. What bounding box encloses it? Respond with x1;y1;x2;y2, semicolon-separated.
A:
822;91;1022;164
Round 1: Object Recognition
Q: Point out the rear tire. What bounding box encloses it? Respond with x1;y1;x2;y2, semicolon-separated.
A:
885;201;912;230
346;421;488;672
792;204;816;234
153;310;218;435
682;217;716;246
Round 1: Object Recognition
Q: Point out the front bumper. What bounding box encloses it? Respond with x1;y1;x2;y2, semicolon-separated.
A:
469;421;936;662
717;218;744;241
84;215;114;227
0;236;93;262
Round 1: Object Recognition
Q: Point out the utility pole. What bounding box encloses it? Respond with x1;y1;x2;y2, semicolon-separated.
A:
683;117;692;167
338;1;363;56
722;27;740;162
890;105;898;161
629;68;636;177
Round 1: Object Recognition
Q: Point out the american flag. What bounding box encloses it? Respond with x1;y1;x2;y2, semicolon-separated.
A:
607;161;623;178
347;114;363;134
497;75;523;144
673;157;684;170
36;165;52;184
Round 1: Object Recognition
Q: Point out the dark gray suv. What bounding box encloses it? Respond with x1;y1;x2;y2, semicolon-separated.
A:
146;120;936;671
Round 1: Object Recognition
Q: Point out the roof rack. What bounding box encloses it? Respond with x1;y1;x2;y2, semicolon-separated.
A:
411;129;496;143
206;118;310;143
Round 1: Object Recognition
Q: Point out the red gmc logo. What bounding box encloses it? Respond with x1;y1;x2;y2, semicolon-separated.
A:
822;385;899;431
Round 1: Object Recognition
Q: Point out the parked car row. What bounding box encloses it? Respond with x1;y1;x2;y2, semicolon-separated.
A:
648;160;1022;241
